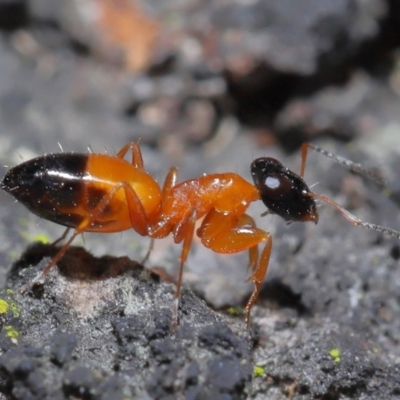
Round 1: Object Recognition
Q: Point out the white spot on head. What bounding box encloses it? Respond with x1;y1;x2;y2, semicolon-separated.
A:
265;176;280;189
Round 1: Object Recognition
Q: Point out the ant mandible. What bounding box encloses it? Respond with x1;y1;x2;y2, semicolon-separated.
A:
2;142;400;327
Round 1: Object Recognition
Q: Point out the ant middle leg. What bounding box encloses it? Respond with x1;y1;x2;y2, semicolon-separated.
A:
147;167;179;237
169;209;198;327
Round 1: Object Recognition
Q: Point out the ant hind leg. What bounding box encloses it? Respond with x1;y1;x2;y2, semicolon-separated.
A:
18;228;82;294
51;227;70;247
19;181;150;293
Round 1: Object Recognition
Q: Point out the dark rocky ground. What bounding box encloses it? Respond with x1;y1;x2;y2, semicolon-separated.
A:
1;1;400;399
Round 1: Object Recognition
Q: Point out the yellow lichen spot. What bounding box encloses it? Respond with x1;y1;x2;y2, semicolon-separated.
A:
4;325;19;340
6;289;13;295
31;233;51;244
227;306;241;316
10;302;20;317
20;231;51;244
0;299;8;314
253;365;265;377
329;348;341;363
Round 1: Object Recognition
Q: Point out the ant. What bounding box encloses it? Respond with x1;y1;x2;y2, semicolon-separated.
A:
2;142;400;327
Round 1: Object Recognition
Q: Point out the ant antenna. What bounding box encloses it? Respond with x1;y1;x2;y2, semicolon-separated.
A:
309;192;400;239
299;143;400;239
306;143;386;187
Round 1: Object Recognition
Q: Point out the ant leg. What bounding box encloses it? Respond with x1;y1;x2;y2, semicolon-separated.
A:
172;209;198;327
18;227;71;292
260;210;272;218
245;234;272;326
18;228;85;293
200;211;261;275
237;214;259;270
148;167;179;238
300;143;311;178
116;142;144;169
20;182;150;292
198;210;272;326
309;192;400;239
117;182;150;236
51;227;70;247
162;167;178;198
141;238;154;264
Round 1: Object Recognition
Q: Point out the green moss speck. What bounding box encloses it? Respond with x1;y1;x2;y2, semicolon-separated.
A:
4;325;19;340
253;365;265;377
329;348;341;363
0;299;8;314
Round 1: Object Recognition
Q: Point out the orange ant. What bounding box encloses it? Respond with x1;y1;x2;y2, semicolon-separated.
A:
2;142;400;327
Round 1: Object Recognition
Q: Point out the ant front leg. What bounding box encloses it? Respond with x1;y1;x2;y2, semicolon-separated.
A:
198;209;272;326
300;143;311;178
19;182;150;293
116;142;144;169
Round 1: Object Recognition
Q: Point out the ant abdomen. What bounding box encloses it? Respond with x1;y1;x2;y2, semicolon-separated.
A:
2;154;87;227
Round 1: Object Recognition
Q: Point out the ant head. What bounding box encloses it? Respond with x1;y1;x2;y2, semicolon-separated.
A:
251;157;319;224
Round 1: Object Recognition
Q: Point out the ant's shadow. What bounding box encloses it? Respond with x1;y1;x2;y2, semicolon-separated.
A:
8;242;148;285
10;243;311;319
257;277;310;316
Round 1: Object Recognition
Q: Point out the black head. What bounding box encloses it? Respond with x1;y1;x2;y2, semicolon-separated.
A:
251;157;318;224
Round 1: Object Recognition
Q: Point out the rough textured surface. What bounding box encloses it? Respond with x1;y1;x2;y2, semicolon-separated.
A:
1;1;400;399
0;244;253;400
